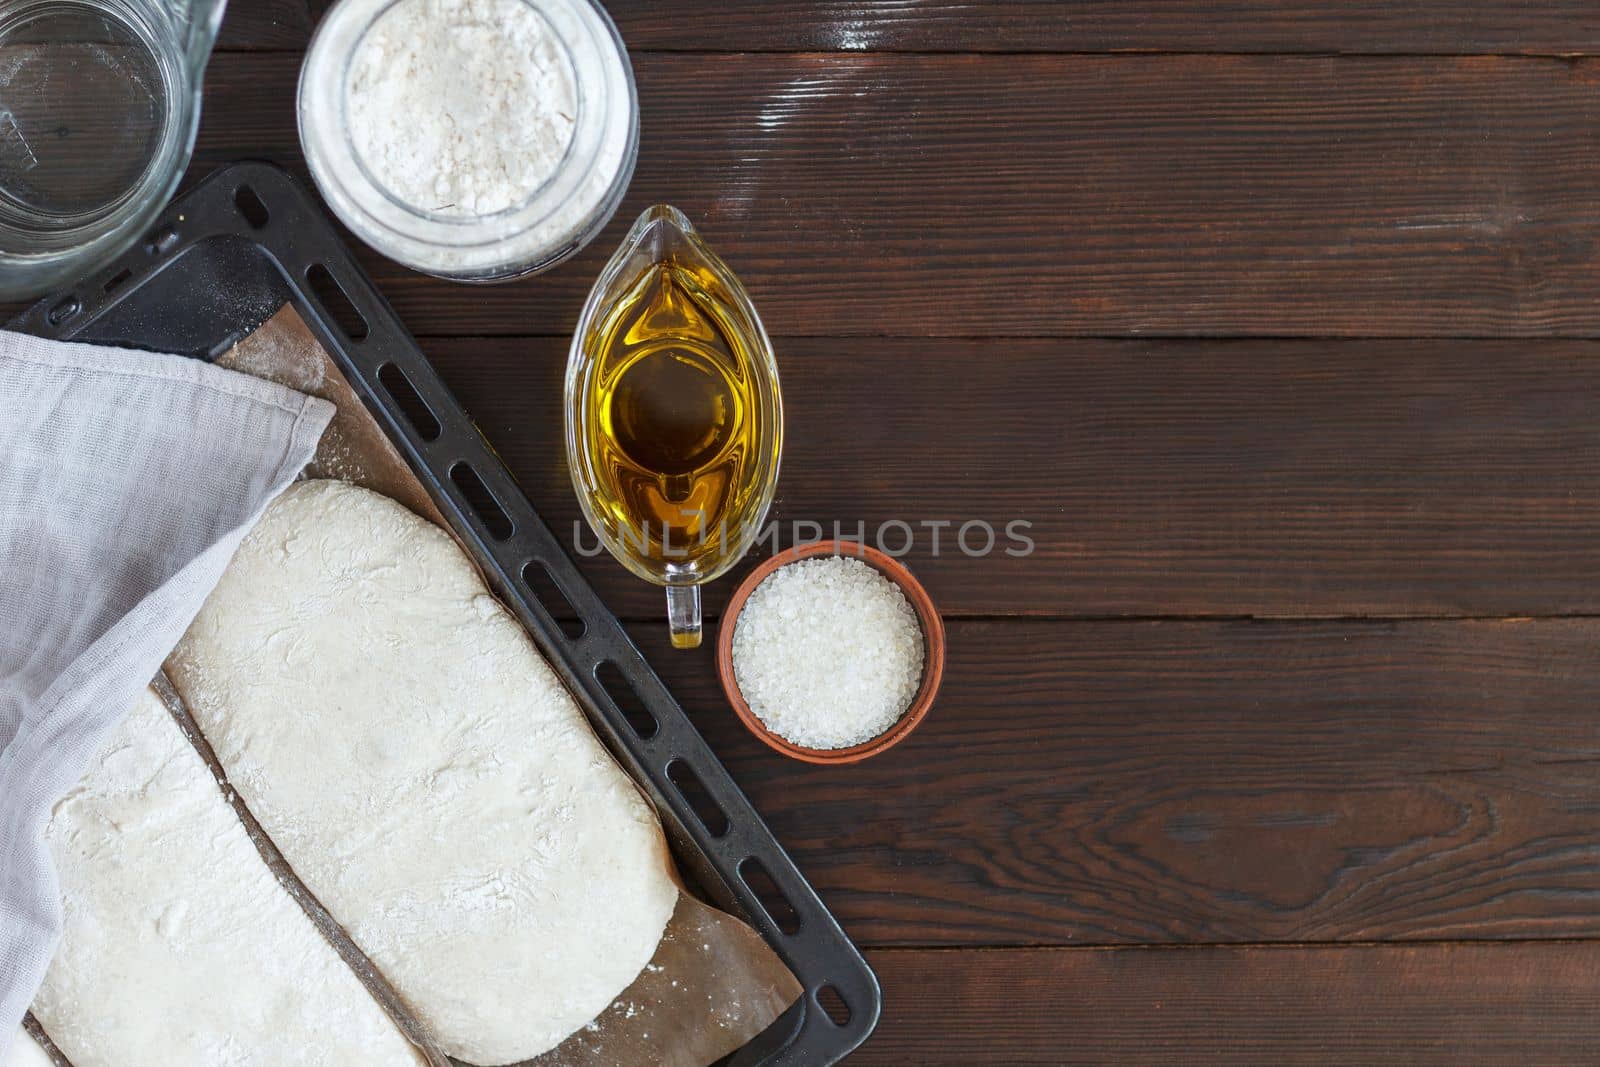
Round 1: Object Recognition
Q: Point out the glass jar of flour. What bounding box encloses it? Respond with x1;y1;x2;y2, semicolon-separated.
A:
298;0;637;282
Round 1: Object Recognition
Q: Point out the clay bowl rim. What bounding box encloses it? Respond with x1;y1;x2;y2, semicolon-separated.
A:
715;539;945;765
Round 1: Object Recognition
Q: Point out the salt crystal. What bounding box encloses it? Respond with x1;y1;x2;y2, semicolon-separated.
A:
731;556;925;750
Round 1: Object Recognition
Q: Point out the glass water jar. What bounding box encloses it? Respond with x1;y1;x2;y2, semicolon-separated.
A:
0;0;226;300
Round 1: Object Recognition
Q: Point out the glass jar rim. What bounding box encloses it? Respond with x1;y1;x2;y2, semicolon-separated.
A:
297;0;638;276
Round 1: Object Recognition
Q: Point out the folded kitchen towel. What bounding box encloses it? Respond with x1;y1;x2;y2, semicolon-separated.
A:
0;329;333;1061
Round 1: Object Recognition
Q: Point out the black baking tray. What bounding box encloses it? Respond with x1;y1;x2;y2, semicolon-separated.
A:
11;161;880;1066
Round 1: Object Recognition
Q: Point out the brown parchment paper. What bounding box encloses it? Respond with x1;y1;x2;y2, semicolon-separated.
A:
181;306;799;1067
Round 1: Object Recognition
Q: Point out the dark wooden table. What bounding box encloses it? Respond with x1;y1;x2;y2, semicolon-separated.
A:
53;2;1600;1061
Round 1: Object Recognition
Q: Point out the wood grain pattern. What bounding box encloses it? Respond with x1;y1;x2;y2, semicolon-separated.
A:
169;52;1600;339
856;944;1600;1065
606;1;1600;55
425;336;1600;619
211;0;312;50
29;16;1600;1063
626;618;1600;946
218;2;1600;56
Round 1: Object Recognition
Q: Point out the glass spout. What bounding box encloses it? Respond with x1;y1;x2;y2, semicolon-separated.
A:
633;203;696;255
599;204;720;300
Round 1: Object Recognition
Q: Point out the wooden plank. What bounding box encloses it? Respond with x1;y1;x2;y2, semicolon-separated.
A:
213;0;312;50
856;944;1600;1065
606;1;1600;55
173;52;1600;339
426;336;1600;619
625;618;1600;946
214;1;1600;55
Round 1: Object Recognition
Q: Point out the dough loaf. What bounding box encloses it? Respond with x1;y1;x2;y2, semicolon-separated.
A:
29;689;424;1067
168;480;677;1065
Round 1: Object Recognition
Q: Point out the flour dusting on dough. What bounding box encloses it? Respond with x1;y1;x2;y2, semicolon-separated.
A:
168;480;678;1065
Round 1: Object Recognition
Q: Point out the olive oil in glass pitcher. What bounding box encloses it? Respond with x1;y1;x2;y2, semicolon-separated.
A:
566;205;782;649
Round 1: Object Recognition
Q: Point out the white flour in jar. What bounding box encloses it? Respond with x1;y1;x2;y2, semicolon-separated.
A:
346;0;578;217
344;0;576;217
301;0;636;275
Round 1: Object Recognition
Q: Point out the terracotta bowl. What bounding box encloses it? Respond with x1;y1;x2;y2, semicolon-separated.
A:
716;540;945;765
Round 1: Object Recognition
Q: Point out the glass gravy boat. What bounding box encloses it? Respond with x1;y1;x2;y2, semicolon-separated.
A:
566;205;783;649
0;0;226;300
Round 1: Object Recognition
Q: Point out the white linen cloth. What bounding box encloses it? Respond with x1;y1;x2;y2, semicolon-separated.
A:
0;329;332;1061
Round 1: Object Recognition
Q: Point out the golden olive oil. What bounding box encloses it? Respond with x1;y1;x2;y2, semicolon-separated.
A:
567;205;782;648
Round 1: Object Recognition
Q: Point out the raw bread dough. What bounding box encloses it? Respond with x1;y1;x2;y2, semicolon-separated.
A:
168;480;678;1066
29;689;425;1067
9;1028;54;1067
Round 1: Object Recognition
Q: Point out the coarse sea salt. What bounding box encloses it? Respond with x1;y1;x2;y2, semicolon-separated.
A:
731;556;925;750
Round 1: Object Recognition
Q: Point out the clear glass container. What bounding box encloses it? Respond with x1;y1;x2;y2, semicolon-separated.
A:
567;206;783;649
297;0;637;283
0;0;225;300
